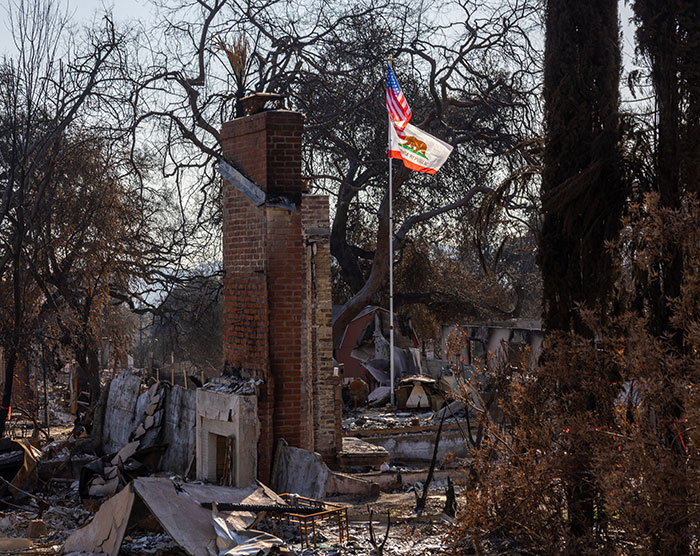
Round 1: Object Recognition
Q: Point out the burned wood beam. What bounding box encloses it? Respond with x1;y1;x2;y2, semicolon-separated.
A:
215;160;296;211
215;160;265;205
199;502;322;515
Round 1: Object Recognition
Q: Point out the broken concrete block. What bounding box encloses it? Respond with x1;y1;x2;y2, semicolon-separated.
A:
27;519;48;538
89;476;119;497
337;437;390;470
146;382;160;400
270;439;329;500
147;409;163;429
325;471;380;497
110;441;140;466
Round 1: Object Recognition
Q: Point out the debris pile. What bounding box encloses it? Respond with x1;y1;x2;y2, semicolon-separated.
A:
0;367;459;556
341;407;466;432
202;375;264;395
82;381;168;498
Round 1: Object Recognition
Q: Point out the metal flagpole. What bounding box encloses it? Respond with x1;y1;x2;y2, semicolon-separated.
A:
388;58;395;407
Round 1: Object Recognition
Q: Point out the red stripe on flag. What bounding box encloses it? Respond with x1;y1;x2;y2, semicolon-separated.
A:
389;149;437;174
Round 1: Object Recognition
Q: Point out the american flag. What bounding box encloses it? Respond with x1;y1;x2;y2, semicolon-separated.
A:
386;64;412;133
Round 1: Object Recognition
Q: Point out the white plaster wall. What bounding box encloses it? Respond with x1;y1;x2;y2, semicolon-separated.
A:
195;390;258;487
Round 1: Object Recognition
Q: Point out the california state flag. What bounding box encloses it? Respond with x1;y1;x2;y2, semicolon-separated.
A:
389;122;454;175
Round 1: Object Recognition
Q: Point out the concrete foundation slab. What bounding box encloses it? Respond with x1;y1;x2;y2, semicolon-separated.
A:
337;437;390;470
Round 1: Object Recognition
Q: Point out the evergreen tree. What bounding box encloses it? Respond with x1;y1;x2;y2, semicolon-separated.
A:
630;2;700;552
539;0;625;542
540;0;625;334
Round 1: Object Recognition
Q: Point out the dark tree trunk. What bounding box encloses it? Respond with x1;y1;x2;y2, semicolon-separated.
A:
0;347;17;438
76;344;101;411
331;164;410;344
0;192;25;438
540;0;624;543
541;0;624;333
682;2;700;195
330;182;369;295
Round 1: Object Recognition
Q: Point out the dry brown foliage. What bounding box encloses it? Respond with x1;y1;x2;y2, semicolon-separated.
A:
452;196;700;555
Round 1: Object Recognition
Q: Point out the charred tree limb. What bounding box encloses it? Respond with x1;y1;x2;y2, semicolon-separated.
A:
394;185;493;249
367;507;391;556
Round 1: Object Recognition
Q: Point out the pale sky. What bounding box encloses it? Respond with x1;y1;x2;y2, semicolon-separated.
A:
1;0;641;65
1;0;641;87
0;0;155;55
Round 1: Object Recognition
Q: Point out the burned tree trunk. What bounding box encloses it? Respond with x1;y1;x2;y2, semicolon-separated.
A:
540;0;624;333
367;507;391;556
540;0;624;543
0;221;25;438
75;344;101;415
443;477;457;518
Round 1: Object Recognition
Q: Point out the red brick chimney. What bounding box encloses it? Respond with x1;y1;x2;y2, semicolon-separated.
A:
221;107;337;481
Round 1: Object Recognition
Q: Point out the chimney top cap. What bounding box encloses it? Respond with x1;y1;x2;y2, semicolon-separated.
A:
240;93;285;116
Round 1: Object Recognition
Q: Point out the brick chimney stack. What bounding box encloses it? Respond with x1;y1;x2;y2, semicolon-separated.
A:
221;107;338;481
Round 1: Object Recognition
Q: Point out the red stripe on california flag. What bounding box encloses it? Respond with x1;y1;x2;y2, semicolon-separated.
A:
388;149;437;174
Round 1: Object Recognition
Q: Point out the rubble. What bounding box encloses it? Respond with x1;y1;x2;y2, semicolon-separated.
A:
341;408;465;432
271;440;380;499
0;438;42;497
0;359;466;556
201;375;264;396
276;489;456;556
120;532;181;555
0;427;455;556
